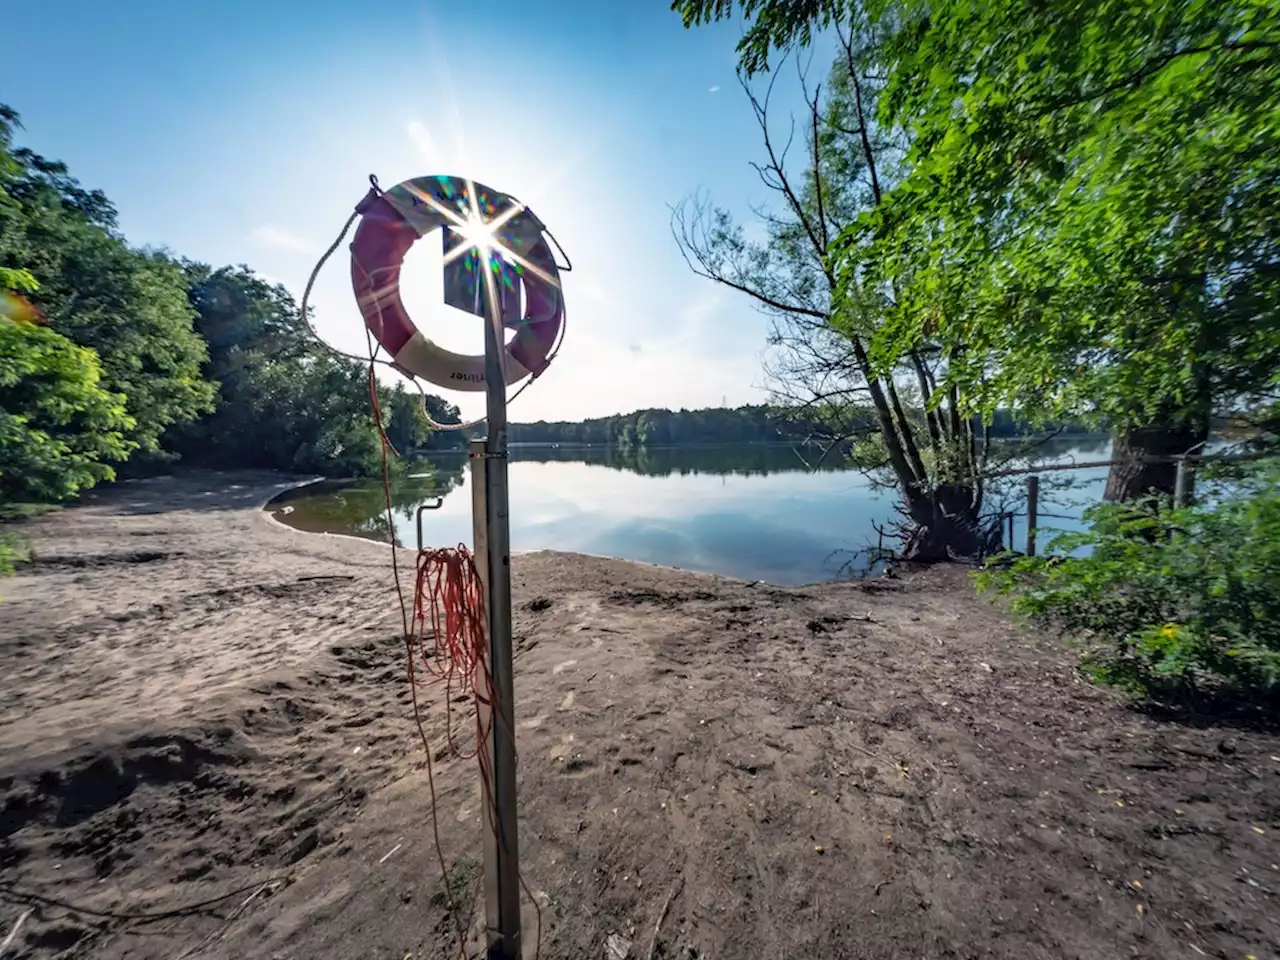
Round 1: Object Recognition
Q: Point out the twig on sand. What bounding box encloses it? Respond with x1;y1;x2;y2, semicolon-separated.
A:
172;879;285;960
1;909;32;956
0;878;289;923
646;876;684;960
846;741;907;774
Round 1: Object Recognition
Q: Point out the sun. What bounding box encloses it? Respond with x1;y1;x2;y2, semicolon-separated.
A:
453;212;499;253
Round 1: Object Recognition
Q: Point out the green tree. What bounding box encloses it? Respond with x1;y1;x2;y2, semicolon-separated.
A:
862;0;1279;500
672;0;1280;501
184;263;311;378
0;105;214;460
173;263;465;475
670;29;1004;558
0;317;134;503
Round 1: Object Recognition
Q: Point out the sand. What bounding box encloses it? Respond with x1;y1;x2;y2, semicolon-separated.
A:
2;470;1279;960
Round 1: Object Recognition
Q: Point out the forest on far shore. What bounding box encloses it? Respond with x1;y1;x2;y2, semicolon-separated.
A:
507;405;1093;447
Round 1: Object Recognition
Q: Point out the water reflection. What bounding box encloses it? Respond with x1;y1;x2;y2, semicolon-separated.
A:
268;437;1114;586
272;468;466;542
508;442;849;478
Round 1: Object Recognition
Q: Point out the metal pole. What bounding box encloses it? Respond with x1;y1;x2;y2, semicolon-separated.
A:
1026;474;1039;557
479;272;521;960
470;440;489;584
1174;458;1195;508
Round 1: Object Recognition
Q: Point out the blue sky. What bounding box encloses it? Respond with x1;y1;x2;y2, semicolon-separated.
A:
2;0;830;422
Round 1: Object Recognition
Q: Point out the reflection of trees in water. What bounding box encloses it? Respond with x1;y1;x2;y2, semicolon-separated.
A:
273;459;466;545
273;437;1114;543
503;436;1112;479
509;443;847;478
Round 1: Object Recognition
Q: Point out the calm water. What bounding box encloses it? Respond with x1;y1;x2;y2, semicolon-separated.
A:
270;438;1113;586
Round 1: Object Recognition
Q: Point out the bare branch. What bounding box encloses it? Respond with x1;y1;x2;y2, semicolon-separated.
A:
669;196;828;320
836;22;883;205
737;63;835;288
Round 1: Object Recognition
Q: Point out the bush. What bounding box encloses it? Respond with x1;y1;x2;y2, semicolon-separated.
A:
0;317;135;503
977;465;1280;702
0;530;27;577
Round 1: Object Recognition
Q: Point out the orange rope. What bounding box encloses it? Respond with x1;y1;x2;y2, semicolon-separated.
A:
407;546;543;960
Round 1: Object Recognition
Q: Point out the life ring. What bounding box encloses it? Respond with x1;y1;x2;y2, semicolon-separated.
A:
349;175;563;391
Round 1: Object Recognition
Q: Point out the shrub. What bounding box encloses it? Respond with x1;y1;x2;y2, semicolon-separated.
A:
0;317;135;503
977;465;1280;702
0;530;27;577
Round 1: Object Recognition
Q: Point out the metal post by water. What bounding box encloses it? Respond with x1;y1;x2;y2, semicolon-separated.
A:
1025;474;1039;557
1174;458;1196;508
478;287;521;960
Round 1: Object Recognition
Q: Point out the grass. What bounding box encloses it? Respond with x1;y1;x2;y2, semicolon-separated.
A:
0;501;55;581
430;855;481;910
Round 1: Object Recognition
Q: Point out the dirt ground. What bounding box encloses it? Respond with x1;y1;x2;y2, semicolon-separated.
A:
2;471;1279;960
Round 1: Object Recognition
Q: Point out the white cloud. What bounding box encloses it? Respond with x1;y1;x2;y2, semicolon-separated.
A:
251;224;314;254
709;85;721;94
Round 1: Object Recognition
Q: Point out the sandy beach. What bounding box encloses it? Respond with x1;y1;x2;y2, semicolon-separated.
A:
2;470;1279;959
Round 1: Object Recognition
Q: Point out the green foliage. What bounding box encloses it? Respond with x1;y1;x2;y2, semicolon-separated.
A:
1;103;472;498
849;0;1280;436
0;531;29;577
170;264;465;478
671;0;849;75
0;317;134;503
0;106;214;459
978;467;1280;700
673;1;1280;505
510;404;838;446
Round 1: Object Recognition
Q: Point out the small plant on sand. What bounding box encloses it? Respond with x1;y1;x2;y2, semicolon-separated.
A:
977;465;1280;703
430;855;481;910
0;530;27;577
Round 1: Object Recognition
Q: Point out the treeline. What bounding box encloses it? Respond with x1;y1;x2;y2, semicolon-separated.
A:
0;104;464;509
509;405;862;446
509;404;1091;447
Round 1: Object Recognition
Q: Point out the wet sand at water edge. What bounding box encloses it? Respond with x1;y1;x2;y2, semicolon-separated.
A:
2;470;1279;959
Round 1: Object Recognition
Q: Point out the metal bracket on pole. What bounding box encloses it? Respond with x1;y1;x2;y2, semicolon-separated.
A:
477;274;521;960
415;499;444;553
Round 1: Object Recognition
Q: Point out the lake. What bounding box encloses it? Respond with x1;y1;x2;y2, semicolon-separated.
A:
269;438;1114;586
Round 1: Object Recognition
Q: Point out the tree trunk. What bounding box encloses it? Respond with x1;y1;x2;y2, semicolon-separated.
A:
899;482;1001;562
1104;418;1210;502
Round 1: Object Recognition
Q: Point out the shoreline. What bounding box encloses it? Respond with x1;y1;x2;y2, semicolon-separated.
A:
3;469;1279;960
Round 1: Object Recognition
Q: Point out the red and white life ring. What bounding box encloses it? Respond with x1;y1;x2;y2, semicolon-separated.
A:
349;176;563;391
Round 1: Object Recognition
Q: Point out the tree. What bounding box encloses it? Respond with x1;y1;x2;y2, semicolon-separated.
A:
671;0;1280;502
184;263;311;379
0;105;215;460
0;106;136;505
0;317;134;503
672;0;849;76
671;30;1003;559
171;263;466;475
862;0;1279;500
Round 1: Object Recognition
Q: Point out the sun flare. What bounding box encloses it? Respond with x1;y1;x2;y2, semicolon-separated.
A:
453;213;499;253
